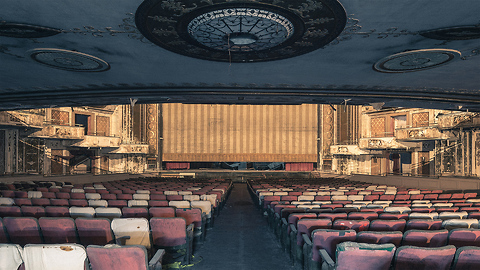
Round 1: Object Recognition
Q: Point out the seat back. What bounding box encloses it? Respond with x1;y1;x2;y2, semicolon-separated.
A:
451;246;480;270
356;231;403;247
150;217;187;247
121;207;149;219
21;206;46;218
0;244;23;270
23;243;86;270
402;229;448;247
0;206;22;217
370;219;406;232
39;217;78;244
335;242;396;270
296;219;332;246
95;207;122;220
75;218;114;246
3;217;43;245
149;207;176;218
0;218;9;243
87;244;150;270
175;208;203;229
393;245;456;270
406;219;442;230
333;219;370;232
111;218;151;248
311;229;356;262
448;228;480;247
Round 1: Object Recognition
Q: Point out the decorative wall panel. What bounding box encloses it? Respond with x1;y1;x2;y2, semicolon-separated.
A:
371;117;385;137
412;112;429;127
96;116;110;136
51;109;70;126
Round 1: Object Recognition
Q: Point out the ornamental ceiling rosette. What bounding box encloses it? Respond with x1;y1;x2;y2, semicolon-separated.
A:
135;0;347;62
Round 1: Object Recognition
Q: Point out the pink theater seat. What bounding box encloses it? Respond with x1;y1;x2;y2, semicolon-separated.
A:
402;229;448;247
451;246;480;270
393;245;455;270
356;231;403;247
87;244;164;270
39;217;78;244
3;217;43;245
150;217;194;265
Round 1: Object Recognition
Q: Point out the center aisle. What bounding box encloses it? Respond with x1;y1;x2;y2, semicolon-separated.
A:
191;182;296;270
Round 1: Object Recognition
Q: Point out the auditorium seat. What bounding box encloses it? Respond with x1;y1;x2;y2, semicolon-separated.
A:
175;208;205;243
45;206;70;217
405;219;442;230
0;244;23;269
147;207;175;218
69;206;95;218
0;197;15;206
290;218;332;266
320;242;395;270
87;244;164;270
120;207;148;219
3;217;43;245
401;229;448;247
111;218;151;248
75;217;115;246
448;228;480;247
332;219;370;232
442;219;479;230
356;231;403;247
369;219;406;232
348;212;378;221
0;206;22;217
392;245;456;270
20;206;46;218
108;200;128;208
38;217;78;244
23;243;87;270
95;207;122;220
317;213;348;222
451;246;480;270
150;217;194;265
303;229;356;270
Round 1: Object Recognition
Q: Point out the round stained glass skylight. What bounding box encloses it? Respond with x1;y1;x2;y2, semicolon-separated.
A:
186;8;295;52
135;0;347;62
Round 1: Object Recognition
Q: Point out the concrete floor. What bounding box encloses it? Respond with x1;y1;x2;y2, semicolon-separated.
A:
190;183;296;270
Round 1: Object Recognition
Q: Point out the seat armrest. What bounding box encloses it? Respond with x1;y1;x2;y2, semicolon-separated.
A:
115;235;131;245
290;224;297;234
302;233;312;246
149;249;166;270
319;249;335;269
275;212;280;219
282;218;288;226
187;223;195;238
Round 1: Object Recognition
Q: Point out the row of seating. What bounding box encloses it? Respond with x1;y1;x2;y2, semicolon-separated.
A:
308;240;478;270
0;243;164;270
0;177;233;268
0;215;195;267
248;178;480;270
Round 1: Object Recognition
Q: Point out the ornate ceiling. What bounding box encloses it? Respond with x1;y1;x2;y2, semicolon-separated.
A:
1;0;480;111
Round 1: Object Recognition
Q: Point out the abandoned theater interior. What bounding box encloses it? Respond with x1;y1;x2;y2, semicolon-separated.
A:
1;0;480;269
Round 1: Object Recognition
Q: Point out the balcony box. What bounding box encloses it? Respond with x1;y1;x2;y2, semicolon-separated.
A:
359;137;409;150
395;126;451;141
437;112;480;129
29;125;85;140
71;135;121;148
108;144;149;154
330;145;370;155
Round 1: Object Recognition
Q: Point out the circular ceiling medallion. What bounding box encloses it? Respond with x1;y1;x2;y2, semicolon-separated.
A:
0;23;61;38
27;49;110;72
373;49;461;73
420;26;480;40
135;0;346;62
